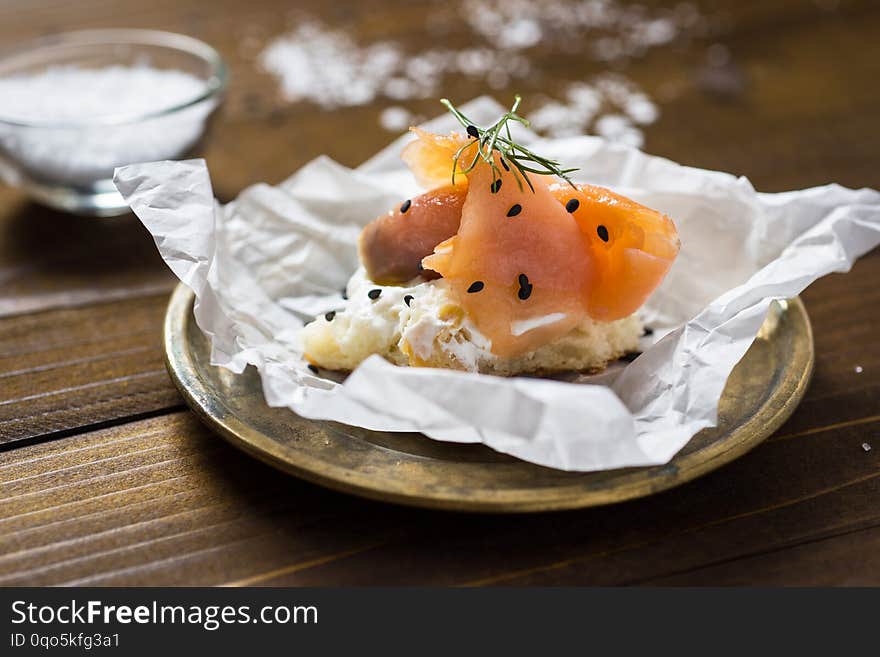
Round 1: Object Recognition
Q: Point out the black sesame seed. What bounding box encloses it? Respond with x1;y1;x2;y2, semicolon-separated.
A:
467;281;485;293
341;288;348;300
500;158;510;171
506;203;522;217
565;198;580;213
308;364;319;374
490;179;502;194
324;311;336;321
597;224;609;242
466;124;479;138
404;294;414;307
400;199;412;214
642;326;654;337
368;288;382;300
517;273;533;300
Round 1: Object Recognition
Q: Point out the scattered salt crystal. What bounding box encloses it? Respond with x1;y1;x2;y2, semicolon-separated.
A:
595;114;637;141
623;94;659;125
528;101;590;138
257;1;696;134
566;84;602;114
405;54;441;81
498;17;543;49
382;78;416;101
863;442;872;452
616;127;645;149
636;18;678;48
379;106;417;132
0;65;210;187
455;48;495;76
528;76;657;145
463;0;704;60
260;22;404;108
260;22;533;114
855;365;863;373
486;69;510;90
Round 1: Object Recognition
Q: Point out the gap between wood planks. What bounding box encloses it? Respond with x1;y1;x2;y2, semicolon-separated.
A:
0;405;185;453
0;494;354;585
221;543;389;587
769;414;880;444
629;518;880;585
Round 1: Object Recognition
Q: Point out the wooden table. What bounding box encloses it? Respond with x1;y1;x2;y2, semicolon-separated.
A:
1;0;878;586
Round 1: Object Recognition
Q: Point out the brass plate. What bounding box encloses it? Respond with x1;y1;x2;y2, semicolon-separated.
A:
164;284;814;513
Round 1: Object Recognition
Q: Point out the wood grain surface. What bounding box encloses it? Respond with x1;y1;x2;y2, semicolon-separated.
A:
1;0;879;585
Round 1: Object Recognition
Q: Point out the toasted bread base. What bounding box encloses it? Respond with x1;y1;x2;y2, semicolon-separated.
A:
301;269;642;376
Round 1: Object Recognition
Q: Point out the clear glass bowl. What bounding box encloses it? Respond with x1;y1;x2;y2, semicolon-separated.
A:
0;29;227;216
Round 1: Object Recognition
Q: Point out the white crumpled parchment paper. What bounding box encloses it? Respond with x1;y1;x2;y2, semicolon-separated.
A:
114;97;880;472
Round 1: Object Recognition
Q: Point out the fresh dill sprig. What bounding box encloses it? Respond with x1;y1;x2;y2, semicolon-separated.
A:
440;95;578;192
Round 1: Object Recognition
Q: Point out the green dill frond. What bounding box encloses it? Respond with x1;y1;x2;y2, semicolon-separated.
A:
440;95;578;192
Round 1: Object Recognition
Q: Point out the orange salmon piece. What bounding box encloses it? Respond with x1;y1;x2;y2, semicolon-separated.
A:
362;128;680;358
424;160;594;358
359;185;466;284
549;183;680;321
400;128;476;190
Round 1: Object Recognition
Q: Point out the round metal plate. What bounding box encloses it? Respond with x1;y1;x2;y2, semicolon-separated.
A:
164;284;813;512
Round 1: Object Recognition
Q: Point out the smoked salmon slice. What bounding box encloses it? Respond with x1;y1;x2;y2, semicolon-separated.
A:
424;157;594;358
359;184;465;284
548;183;680;321
400;128;474;190
359;102;680;359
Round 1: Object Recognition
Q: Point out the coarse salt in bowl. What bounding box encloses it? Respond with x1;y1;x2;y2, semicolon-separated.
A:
0;29;227;216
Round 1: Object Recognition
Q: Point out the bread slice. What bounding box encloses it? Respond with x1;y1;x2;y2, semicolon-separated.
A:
300;268;642;375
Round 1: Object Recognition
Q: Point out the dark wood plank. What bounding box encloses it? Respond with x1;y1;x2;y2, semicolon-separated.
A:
0;408;877;586
0;413;412;586
641;525;880;586
0;208;176;319
0;295;181;445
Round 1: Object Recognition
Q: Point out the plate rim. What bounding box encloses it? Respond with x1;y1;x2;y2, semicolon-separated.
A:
163;284;814;513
